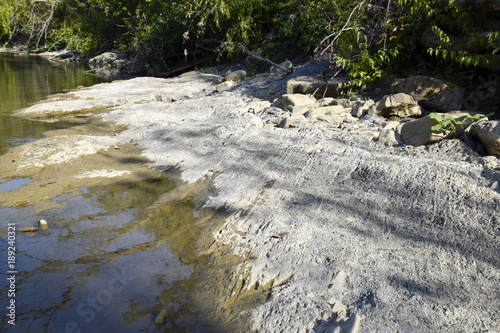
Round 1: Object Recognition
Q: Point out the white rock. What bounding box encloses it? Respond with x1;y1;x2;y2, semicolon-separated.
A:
272;94;316;112
304;105;344;118
253;101;271;113
279;114;306;128
223;70;247;82
216;81;236;92
351;99;375;118
38;219;49;231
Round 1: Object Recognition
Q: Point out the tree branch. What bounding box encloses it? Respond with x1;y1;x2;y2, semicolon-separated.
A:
240;45;292;73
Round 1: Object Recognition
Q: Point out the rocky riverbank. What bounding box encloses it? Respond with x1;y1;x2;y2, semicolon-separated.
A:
4;58;500;332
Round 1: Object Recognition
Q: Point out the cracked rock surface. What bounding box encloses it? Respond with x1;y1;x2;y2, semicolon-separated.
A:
11;68;500;333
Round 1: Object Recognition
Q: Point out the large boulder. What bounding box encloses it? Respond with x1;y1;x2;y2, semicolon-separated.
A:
470;120;500;157
89;51;127;68
401;111;481;146
88;51;142;79
370;93;422;118
401;116;448;146
390;76;465;112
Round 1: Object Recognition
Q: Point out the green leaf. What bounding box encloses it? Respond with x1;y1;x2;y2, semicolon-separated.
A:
429;112;446;123
431;124;444;131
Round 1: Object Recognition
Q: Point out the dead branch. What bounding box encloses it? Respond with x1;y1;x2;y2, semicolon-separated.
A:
240;45;292;73
32;0;62;49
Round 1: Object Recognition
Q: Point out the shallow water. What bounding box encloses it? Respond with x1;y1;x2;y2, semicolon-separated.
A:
0;178;32;192
0;54;223;332
0;177;211;332
0;52;104;155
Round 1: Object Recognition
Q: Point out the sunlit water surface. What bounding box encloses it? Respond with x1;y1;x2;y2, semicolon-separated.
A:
0;54;208;332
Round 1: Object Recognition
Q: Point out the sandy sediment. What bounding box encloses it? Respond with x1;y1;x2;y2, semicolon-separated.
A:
6;67;500;332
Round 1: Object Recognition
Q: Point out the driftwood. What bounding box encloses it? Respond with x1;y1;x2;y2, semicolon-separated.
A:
240;45;292;73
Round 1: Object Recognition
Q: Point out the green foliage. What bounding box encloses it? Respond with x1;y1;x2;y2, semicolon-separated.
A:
0;0;34;43
272;0;345;52
1;0;498;90
327;0;500;92
113;1;186;64
47;6;109;54
181;0;350;61
326;0;422;90
429;112;493;133
0;0;14;39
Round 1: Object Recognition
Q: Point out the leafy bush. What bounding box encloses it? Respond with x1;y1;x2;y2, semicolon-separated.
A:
429;112;493;134
321;0;500;91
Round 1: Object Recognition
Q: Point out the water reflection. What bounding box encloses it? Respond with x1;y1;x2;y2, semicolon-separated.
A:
0;178;32;192
0;53;105;154
0;176;206;332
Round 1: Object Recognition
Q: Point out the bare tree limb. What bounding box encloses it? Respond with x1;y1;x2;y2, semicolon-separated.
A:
314;0;366;56
31;0;61;49
240;45;292;73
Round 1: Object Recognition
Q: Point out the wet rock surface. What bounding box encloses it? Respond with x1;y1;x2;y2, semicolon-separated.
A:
9;62;500;332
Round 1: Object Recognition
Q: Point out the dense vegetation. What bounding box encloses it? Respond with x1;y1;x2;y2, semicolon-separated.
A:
1;0;499;109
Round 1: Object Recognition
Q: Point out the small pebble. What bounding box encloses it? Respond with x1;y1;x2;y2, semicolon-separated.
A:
38;219;49;231
155;309;168;327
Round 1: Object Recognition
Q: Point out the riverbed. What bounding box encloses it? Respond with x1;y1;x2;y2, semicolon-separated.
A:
2;54;500;332
0;54;253;332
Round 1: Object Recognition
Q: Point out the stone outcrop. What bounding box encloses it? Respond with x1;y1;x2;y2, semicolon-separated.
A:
9;63;500;333
286;76;349;98
88;51;143;80
370;93;422;118
390;76;465;112
470;120;500;157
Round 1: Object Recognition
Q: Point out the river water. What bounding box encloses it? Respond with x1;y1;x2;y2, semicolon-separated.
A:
0;53;222;332
0;52;104;155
